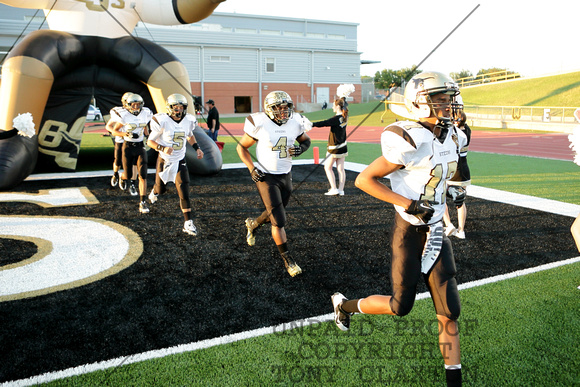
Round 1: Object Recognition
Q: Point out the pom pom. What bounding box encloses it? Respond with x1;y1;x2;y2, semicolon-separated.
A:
337;84;355;99
301;116;313;132
568;125;580;166
13;113;35;138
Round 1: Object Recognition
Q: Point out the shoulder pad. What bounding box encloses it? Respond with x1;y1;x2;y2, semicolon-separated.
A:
383;121;423;149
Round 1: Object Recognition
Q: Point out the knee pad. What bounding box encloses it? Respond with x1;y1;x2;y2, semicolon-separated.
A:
390;289;415;317
269;204;286;228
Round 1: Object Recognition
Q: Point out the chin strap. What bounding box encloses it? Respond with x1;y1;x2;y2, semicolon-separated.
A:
434;118;453;143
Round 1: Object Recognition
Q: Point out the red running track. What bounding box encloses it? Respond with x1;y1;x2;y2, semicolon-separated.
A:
86;122;575;162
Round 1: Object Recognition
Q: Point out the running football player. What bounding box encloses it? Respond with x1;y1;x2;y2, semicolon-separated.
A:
237;90;312;277
332;72;468;387
146;94;204;236
107;92;134;190
108;93;153;214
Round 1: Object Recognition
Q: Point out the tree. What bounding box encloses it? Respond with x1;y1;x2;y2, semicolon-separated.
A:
374;67;421;89
450;70;473;81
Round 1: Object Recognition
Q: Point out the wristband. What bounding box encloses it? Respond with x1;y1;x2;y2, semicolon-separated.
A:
156;144;165;152
192;143;200;151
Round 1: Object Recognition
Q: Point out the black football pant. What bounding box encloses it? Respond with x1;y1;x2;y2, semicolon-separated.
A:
389;213;461;320
255;172;292;228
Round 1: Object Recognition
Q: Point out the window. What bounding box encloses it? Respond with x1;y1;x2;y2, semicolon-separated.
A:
265;58;276;73
327;34;346;40
236;28;257;34
210;56;231;63
283;31;303;37
260;29;281;36
306;33;324;39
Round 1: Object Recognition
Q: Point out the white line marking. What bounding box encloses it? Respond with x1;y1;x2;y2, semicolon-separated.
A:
5;162;579;386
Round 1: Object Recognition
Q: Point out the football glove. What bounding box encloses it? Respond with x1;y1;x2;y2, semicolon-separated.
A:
446;186;466;208
126;132;139;139
289;145;304;157
406;200;435;224
289;138;310;157
250;167;266;182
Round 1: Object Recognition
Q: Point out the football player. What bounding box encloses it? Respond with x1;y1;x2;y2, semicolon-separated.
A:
146;94;204;236
109;93;153;214
237;90;312;277
332;72;468;387
106;92;136;192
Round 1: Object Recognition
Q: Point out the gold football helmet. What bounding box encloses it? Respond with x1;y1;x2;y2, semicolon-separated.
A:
121;92;133;110
166;94;188;119
404;71;460;119
264;91;293;125
126;93;144;116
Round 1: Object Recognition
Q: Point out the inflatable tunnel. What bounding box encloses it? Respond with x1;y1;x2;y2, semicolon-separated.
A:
0;0;225;190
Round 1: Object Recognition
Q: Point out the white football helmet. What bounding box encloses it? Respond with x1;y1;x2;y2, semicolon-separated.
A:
404;71;460;119
166;93;188;119
126;93;144;116
121;92;133;109
264;91;293;125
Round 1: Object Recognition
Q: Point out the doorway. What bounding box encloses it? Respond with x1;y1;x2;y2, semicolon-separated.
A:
235;96;252;114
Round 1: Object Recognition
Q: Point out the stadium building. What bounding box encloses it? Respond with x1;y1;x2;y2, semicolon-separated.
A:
0;5;368;114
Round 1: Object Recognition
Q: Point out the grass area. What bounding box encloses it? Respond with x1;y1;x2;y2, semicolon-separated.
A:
78;132;580;205
47;261;580;386
460;71;580;107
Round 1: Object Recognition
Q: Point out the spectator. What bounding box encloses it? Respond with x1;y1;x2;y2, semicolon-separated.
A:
205;99;220;141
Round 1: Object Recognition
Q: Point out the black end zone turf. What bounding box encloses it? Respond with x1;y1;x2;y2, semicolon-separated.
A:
0;166;576;382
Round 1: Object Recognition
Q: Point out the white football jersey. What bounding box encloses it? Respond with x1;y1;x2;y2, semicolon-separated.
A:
381;120;468;225
108;106;127;144
115;107;153;143
149;113;197;163
244;112;309;174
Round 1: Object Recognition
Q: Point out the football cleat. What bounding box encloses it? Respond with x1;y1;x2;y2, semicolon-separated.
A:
129;181;138;196
119;179;128;191
110;174;119;187
338;189;345;196
183;220;197;236
139;201;149;214
245;218;256;246
445;225;457;237
281;252;302;277
454;230;466;239
149;189;158;204
325;188;340;196
331;292;353;331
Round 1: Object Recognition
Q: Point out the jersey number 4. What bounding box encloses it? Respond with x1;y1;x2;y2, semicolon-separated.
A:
272;137;289;158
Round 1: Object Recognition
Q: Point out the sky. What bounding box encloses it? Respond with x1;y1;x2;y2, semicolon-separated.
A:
216;0;580;79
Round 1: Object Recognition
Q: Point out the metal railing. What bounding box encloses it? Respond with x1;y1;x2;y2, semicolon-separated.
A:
463;105;577;124
455;70;521;87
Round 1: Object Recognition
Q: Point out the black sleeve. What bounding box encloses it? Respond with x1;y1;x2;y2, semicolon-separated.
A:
312;115;340;128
